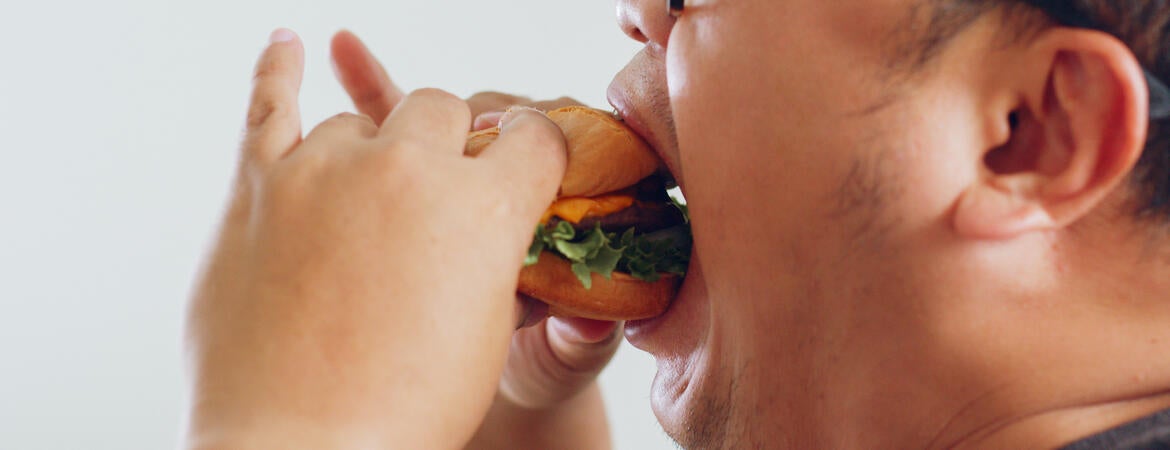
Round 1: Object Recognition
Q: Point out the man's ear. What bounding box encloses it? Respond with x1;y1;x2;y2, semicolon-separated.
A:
953;29;1149;239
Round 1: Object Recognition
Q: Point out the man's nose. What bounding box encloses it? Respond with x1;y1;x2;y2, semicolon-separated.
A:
616;0;676;47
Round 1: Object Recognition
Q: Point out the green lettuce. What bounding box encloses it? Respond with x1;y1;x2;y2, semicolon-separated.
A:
525;200;692;289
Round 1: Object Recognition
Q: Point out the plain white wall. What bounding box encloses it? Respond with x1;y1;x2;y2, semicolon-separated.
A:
0;1;675;448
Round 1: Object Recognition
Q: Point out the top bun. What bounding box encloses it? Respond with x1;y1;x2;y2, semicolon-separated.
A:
465;106;662;198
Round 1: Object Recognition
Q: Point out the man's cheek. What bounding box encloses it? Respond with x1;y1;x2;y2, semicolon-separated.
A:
665;11;725;110
666;24;731;156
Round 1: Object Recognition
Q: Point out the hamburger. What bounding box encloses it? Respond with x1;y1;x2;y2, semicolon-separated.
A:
465;106;691;321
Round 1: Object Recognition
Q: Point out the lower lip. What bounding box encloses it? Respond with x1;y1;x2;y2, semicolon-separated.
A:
624;309;667;350
624;237;700;351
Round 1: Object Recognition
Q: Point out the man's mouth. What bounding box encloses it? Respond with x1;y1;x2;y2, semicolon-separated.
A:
606;49;694;339
609;99;694;346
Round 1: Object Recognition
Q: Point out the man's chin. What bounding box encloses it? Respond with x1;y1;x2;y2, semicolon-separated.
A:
649;348;733;449
624;256;728;445
649;354;699;436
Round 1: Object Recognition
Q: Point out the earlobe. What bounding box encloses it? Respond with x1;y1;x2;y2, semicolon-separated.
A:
953;29;1148;240
954;177;1056;240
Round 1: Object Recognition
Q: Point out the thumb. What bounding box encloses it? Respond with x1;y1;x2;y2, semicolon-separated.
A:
242;28;305;167
546;317;623;372
499;317;621;409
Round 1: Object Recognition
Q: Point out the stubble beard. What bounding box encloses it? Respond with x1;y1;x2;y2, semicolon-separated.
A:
672;376;735;450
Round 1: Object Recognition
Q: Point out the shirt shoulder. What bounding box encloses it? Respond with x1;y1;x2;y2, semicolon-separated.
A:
1061;408;1170;450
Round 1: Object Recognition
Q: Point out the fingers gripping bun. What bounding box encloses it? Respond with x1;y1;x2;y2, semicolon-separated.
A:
466;106;662;197
466;106;681;321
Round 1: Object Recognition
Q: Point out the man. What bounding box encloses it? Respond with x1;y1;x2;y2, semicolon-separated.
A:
183;0;1170;448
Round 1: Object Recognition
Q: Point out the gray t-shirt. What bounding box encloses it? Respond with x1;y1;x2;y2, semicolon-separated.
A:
1061;409;1170;449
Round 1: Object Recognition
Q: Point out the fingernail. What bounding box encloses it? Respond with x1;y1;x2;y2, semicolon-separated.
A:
269;28;296;44
473;111;506;131
549;317;586;343
550;317;620;344
498;106;544;130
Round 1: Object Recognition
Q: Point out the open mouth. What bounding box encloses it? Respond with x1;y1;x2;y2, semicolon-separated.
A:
606;106;691;326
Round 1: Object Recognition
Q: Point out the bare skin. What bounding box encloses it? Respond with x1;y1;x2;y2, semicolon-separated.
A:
185;0;1170;448
616;0;1170;448
185;29;621;450
183;29;574;449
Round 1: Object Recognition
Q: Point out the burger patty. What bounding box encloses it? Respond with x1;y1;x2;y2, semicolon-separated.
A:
551;200;686;235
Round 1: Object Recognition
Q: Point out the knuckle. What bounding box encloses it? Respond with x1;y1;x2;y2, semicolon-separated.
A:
410;87;457;101
245;99;288;130
467;91;504;101
310;112;375;135
317;112;351;129
468;91;523;105
252;57;283;82
531;97;582;111
409;88;470;116
553;96;582;106
327;111;371;127
519;115;567;148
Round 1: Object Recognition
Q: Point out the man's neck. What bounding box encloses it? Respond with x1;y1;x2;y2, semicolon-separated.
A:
957;214;1170;450
959;391;1170;449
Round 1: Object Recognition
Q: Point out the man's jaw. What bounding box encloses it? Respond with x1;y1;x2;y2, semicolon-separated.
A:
648;306;734;450
653;350;716;441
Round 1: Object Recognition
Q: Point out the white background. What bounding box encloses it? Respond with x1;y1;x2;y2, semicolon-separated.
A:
0;1;675;448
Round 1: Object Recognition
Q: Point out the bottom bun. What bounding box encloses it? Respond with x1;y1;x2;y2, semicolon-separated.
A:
518;251;679;321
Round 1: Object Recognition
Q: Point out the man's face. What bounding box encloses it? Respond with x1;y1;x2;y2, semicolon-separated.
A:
610;0;992;447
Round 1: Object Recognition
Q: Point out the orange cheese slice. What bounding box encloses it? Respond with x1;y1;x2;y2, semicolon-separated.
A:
541;194;635;224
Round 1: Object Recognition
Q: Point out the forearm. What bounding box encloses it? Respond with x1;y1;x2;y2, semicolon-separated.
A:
465;382;612;450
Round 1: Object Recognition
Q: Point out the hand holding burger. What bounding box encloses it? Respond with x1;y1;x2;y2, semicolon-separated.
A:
323;29;684;449
468;106;692;321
